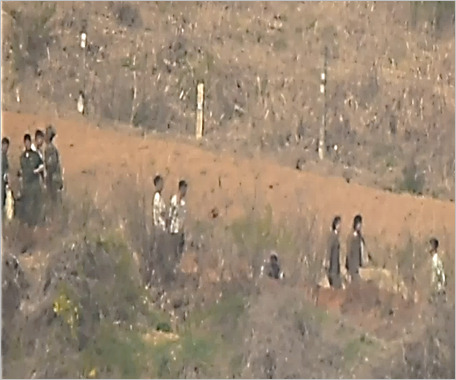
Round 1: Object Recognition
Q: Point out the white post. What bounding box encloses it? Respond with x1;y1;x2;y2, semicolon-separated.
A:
130;54;137;124
196;82;204;140
318;47;328;161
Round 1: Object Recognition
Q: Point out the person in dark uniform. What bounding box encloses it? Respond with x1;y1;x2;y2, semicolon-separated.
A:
327;216;342;288
44;125;63;207
19;134;44;227
32;129;46;185
345;214;366;284
2;137;10;212
267;252;283;280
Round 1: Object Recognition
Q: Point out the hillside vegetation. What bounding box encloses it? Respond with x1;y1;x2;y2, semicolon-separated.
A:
1;2;455;379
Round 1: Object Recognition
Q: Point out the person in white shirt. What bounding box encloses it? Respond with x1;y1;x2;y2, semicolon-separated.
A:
168;179;188;260
429;238;446;296
147;174;167;288
153;175;166;232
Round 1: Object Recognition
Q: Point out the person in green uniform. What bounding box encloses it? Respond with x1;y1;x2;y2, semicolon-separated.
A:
2;137;10;212
327;216;342;288
32;129;46;185
44;125;63;208
19;134;44;227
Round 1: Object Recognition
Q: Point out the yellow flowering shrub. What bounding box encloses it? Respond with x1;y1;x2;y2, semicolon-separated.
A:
52;286;80;339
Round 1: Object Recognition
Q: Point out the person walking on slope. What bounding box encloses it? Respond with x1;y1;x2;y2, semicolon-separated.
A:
32;129;46;184
327;216;342;289
2;137;10;212
428;238;446;297
19;134;44;227
168;180;188;262
44;125;64;208
147;174;167;287
345;214;367;284
153;175;167;233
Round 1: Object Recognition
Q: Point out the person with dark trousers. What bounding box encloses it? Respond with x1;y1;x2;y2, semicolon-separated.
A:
346;214;366;284
19;134;44;227
2;137;10;212
32;129;45;184
44;125;64;207
147;174;167;288
327;216;342;288
165;180;188;283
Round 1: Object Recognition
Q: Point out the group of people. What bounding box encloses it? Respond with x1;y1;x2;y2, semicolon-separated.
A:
1;126;64;227
325;214;447;296
1;126;448;298
146;175;188;288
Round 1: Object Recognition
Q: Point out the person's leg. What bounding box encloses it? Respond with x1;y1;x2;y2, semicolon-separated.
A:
177;232;185;259
2;181;6;211
329;273;342;289
22;187;32;226
146;229;158;287
33;186;43;226
351;271;360;285
161;233;176;286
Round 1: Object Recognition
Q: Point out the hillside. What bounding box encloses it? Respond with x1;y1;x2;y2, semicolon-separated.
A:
1;2;455;379
1;111;455;378
1;1;455;200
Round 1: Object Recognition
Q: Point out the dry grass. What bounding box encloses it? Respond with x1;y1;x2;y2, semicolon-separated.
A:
1;2;454;199
2;179;454;378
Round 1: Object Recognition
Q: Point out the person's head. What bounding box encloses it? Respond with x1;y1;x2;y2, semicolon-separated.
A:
2;137;9;153
353;214;362;232
35;129;44;148
429;238;439;253
178;180;188;198
332;215;341;233
45;125;56;143
270;252;278;264
154;175;164;192
24;134;32;150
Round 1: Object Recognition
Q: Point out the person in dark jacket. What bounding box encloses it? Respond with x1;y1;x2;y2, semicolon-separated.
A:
19;134;44;227
32;129;45;185
2;137;10;211
327;216;342;288
261;251;284;280
345;214;366;283
44;125;63;207
268;252;282;279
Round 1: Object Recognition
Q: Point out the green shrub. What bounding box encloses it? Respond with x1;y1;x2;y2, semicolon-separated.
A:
399;161;425;195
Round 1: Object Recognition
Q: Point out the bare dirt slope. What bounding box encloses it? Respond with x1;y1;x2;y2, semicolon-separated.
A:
2;111;455;379
2;111;454;256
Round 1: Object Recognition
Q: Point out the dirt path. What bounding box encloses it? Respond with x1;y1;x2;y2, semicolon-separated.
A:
2;111;454;256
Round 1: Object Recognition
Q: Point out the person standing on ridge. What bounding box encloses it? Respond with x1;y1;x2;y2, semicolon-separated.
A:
327;216;342;289
346;214;366;284
44;125;64;209
32;129;45;185
2;137;10;213
167;180;188;279
19;134;44;227
148;174;167;288
428;237;446;297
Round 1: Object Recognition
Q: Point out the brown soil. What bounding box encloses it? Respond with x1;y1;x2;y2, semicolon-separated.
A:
2;110;454;378
3;111;454;256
